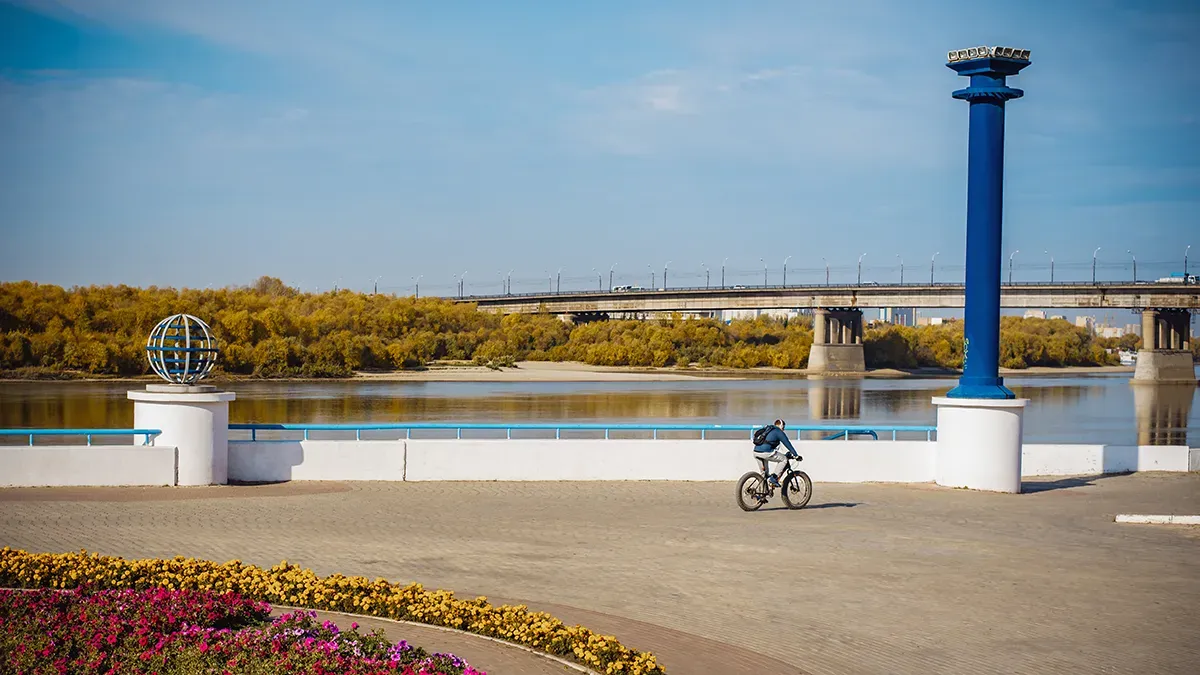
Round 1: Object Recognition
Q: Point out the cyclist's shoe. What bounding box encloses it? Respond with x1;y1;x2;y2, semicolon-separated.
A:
767;474;781;489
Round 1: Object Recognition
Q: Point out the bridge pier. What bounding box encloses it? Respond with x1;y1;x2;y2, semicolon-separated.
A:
808;308;865;374
1134;309;1196;384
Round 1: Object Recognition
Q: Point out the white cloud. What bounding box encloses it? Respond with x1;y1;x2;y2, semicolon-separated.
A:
567;65;958;166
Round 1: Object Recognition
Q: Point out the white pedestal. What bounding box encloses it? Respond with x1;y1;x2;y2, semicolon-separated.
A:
933;396;1029;493
128;387;236;486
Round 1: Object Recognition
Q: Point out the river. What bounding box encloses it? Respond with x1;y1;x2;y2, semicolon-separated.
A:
1;371;1196;446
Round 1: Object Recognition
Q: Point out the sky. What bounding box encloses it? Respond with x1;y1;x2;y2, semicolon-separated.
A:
0;0;1196;297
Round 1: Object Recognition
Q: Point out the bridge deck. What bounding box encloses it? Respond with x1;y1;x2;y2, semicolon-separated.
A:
460;282;1200;313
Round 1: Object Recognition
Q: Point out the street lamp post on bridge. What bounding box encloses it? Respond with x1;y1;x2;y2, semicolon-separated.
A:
823;257;829;286
783;256;792;286
930;252;939;286
1008;250;1019;285
1044;252;1053;283
1092;247;1101;284
592;268;602;291
1186;245;1191;277
412;275;422;299
760;258;767;287
897;255;904;285
721;258;728;289
857;253;867;286
609;263;618;291
664;261;672;289
701;262;710;289
1127;250;1136;282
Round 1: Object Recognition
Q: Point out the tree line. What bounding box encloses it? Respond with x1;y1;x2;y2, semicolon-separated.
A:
0;277;1153;378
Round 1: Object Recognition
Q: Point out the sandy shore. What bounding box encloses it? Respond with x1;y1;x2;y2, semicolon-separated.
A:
350;361;1138;382
353;361;729;382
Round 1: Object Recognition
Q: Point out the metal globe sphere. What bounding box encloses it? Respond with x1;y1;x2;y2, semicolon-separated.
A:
145;314;219;385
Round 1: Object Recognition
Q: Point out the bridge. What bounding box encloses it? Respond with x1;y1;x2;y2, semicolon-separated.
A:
458;282;1198;381
461;282;1199;314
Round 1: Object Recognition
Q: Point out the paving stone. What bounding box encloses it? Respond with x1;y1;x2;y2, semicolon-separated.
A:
2;473;1198;674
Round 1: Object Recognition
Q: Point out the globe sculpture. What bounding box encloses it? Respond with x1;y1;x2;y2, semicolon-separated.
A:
145;314;219;385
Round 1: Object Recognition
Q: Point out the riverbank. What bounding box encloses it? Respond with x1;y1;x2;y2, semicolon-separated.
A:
354;362;1136;381
0;361;1142;383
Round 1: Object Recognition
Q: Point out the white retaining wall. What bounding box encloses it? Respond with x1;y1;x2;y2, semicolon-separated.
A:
3;441;1196;487
1020;444;1194;476
227;441;405;482
225;440;1195;484
0;445;177;487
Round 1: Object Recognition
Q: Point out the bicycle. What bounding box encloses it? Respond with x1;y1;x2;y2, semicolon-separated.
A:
736;455;813;511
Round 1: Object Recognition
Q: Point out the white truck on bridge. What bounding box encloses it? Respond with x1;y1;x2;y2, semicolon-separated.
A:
1155;273;1198;284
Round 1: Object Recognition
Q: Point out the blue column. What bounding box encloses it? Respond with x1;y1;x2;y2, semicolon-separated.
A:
946;50;1030;400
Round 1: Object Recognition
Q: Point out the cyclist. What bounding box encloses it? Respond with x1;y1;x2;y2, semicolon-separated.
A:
753;419;799;488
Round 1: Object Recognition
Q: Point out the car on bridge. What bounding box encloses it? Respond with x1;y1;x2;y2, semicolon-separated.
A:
612;285;645;292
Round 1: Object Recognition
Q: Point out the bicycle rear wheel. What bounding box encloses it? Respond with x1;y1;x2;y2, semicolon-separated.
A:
781;470;813;509
736;471;769;512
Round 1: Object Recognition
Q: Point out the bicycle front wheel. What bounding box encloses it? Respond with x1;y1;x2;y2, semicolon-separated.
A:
736;471;769;512
782;470;813;509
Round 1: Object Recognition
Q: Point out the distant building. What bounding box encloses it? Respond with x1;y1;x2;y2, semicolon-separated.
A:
1124;324;1141;338
1023;309;1046;320
917;316;946;327
720;308;802;322
1099;325;1125;339
1075;316;1096;333
878;307;916;326
1049;314;1066;321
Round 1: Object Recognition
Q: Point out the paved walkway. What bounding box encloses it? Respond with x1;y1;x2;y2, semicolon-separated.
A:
270;607;583;675
2;474;1199;674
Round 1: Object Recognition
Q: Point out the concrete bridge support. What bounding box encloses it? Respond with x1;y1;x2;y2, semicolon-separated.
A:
1134;309;1196;384
808;308;865;374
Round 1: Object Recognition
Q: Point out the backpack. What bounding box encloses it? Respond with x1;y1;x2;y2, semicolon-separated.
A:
753;425;777;446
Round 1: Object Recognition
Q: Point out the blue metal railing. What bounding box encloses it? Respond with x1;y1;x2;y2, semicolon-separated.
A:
229;422;935;442
0;429;163;446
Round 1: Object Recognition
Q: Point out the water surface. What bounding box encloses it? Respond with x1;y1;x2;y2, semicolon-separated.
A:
2;371;1196;446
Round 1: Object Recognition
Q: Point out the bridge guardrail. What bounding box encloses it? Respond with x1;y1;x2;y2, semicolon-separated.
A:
0;429;163;446
455;281;1195;302
229;422;936;442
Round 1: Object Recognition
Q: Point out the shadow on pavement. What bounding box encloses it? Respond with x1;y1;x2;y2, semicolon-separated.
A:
1021;474;1126;493
758;502;860;512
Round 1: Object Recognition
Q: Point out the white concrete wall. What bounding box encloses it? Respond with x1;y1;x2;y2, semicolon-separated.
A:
404;440;753;481
1020;444;1192;476
3;440;1194;486
225;439;1196;483
228;441;405;482
351;439;934;483
0;445;176;487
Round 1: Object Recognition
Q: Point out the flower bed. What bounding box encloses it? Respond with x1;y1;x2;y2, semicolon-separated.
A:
0;548;664;674
0;587;483;674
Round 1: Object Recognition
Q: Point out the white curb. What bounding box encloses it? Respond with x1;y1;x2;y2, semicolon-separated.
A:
1115;514;1200;525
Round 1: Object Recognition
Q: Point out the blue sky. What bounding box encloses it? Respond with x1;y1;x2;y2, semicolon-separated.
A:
0;0;1195;296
